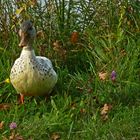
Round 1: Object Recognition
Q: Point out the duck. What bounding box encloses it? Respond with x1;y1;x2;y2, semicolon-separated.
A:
10;20;58;103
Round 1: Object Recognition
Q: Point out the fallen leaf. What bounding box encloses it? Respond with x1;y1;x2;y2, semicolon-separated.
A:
38;44;47;56
70;31;79;44
80;108;86;114
9;132;15;140
52;40;66;59
53;40;61;51
70;102;77;110
100;103;112;115
2;136;8;140
9;132;24;140
99;72;108;81
51;132;60;140
100;103;112;121
120;49;126;56
0;121;4;129
0;103;12;110
37;30;45;39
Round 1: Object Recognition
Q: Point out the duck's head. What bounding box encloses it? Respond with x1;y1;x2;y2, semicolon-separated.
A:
18;20;36;48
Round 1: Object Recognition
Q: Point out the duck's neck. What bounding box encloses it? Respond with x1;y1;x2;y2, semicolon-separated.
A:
20;46;36;58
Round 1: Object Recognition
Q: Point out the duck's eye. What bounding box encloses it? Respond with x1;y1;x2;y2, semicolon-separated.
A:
28;26;33;30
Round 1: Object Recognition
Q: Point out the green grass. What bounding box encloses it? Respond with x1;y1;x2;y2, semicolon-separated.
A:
0;0;140;139
0;92;140;139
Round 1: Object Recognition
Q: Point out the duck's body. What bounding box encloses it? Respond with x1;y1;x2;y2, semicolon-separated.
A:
10;20;57;101
10;48;57;96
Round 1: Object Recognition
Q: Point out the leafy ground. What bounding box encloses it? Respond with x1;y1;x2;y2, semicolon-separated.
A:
0;0;140;140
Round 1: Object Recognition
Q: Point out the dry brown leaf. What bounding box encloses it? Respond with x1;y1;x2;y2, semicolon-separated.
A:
0;121;4;129
70;102;77;110
53;40;61;51
38;44;47;56
120;49;126;56
53;40;66;59
98;72;108;81
51;132;60;140
2;136;8;140
9;132;24;140
100;103;112;121
9;132;15;140
100;103;112;115
101;115;108;120
36;30;45;39
80;108;86;114
70;31;79;44
3;132;24;140
0;103;12;110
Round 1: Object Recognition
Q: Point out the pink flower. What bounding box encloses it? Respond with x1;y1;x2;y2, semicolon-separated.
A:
9;122;17;129
111;71;116;81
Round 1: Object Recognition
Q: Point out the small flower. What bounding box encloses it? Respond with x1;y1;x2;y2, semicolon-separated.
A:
4;78;10;83
9;122;17;130
111;70;116;81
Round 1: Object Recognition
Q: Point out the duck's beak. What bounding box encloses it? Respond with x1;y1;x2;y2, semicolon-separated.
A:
18;37;26;48
18;29;27;48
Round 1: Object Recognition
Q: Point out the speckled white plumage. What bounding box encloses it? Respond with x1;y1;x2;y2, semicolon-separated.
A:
10;20;57;96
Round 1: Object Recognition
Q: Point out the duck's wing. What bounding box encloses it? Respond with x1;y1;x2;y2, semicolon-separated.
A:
36;56;53;68
10;58;25;79
36;56;57;85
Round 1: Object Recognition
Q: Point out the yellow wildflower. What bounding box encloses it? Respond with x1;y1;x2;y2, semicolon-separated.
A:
4;78;10;84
